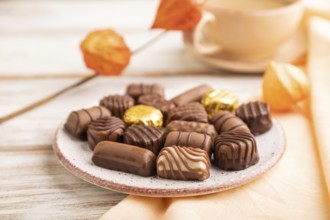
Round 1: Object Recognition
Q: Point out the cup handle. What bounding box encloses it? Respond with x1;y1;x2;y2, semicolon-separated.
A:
192;12;221;54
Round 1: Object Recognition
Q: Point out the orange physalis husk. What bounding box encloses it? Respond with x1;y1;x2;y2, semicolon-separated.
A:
263;61;310;112
151;0;202;31
80;29;131;76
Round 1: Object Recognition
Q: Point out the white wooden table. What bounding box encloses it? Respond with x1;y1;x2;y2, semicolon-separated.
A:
0;1;261;219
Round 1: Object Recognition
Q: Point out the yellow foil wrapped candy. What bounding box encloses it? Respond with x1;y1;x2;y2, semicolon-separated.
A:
263;61;309;112
123;105;163;127
201;89;239;118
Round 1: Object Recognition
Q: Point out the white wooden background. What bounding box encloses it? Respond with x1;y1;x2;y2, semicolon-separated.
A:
0;1;261;219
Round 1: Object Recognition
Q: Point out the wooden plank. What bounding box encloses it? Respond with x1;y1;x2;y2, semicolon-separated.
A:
0;78;78;117
0;0;211;76
0;149;126;219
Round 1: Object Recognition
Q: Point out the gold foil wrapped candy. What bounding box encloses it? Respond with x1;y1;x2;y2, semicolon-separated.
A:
263;61;309;112
201;89;239;118
123;105;163;127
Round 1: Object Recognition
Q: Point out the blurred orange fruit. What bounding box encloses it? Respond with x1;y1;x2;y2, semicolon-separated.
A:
80;29;131;76
263;61;309;112
151;0;202;31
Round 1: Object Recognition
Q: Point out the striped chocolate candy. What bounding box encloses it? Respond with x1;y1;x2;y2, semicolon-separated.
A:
164;131;213;155
236;101;273;135
123;125;164;155
166;102;208;124
126;83;164;100
100;94;134;118
64;106;111;139
214;132;259;171
157;146;211;181
87;117;125;150
210;111;250;134
166;120;217;140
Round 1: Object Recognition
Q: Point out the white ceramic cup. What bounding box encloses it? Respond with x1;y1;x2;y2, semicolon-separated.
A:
191;0;304;61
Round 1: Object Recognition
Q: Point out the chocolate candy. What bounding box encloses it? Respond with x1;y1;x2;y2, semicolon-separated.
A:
201;89;239;118
123;125;164;155
214;132;259;171
92;141;156;177
137;94;175;120
166;120;217;140
164;131;213;155
87;117;125;150
210;111;250;134
123;105;163;127
171;84;212;106
100;94;134;118
64;106;111;139
157;146;211;181
236;101;273;135
126;83;164;100
166;102;208;124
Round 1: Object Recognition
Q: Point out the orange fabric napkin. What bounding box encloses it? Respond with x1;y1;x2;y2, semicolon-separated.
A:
100;8;330;220
308;17;330;196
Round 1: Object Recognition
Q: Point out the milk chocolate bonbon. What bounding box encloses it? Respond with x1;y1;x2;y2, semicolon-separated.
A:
167;102;208;124
126;83;164;100
64;106;111;139
170;84;212;106
214;132;259;171
137;94;175;120
123;105;163;127
123;125;164;155
166;120;217;140
87;117;125;150
100;94;134;118
157;146;211;181
92;141;156;177
164;131;213;155
236;101;273;135
210;111;250;134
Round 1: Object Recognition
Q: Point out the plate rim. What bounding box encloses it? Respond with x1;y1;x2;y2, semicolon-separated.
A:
52;120;286;197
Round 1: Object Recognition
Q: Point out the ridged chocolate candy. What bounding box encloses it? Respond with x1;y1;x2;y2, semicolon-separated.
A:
236;101;273;135
214;132;259;171
92;141;156;177
64;106;111;139
123;125;164;155
166;102;208;124
87;117;125;150
126;83;164;100
164;131;213;155
157;146;211;181
166;120;217;140
201;89;239;118
123;105;163;127
210;111;250;134
171;84;212;106
137;94;175;120
100;94;134;118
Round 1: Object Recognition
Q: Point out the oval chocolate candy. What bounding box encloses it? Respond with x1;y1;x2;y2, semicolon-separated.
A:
92;141;156;177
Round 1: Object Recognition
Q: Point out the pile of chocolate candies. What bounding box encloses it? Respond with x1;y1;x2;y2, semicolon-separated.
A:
64;83;273;181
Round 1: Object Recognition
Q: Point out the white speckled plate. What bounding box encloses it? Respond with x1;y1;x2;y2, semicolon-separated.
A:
53;119;286;197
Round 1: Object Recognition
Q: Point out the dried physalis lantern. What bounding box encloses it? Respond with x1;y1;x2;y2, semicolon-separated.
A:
80;29;131;76
263;61;309;111
151;0;202;31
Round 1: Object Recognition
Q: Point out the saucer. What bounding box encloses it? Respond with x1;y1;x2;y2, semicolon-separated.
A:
183;28;306;74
